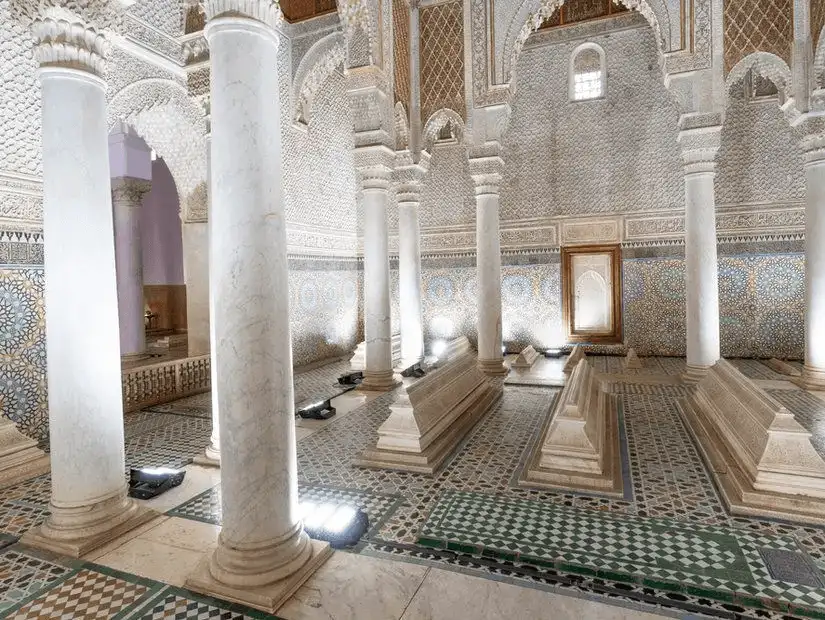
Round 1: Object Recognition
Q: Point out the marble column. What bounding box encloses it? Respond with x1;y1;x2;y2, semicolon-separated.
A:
359;159;399;390
184;6;329;610
111;177;152;361
21;15;156;557
395;157;427;368
194;128;220;467
471;171;507;376
802;133;825;388
680;123;721;380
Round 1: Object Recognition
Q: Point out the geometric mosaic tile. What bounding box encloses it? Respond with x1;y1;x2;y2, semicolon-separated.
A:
8;568;151;619
0;549;72;614
131;587;276;619
760;547;824;588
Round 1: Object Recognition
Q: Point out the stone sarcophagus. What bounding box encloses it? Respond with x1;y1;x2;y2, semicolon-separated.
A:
354;350;501;474
0;417;49;488
520;358;623;495
680;358;825;524
563;345;584;374
350;334;402;371
512;345;540;369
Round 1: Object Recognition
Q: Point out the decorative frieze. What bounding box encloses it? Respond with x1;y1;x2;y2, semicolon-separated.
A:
560;219;620;245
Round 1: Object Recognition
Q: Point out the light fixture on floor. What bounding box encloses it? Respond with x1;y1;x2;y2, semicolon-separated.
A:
544;348;563;358
128;467;186;500
431;340;447;358
296;398;336;420
338;370;363;386
299;501;369;548
400;361;426;378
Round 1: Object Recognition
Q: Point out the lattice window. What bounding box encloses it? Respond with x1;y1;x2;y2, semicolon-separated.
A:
420;0;465;124
813;0;825;54
570;45;605;101
723;0;793;75
393;0;411;111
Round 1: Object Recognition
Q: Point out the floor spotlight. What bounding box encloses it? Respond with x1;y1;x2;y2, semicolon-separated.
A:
400;362;426;378
299;500;369;548
544;348;563;358
296;399;336;420
128;467;186;500
338;370;363;386
431;340;447;358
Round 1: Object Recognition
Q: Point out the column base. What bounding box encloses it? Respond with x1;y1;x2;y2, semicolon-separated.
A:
185;539;332;614
477;358;509;377
121;351;151;363
21;490;159;557
682;364;710;385
192;445;221;468
798;366;825;390
358;370;401;392
0;419;50;489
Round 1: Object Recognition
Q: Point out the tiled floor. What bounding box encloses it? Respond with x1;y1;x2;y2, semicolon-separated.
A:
2;356;825;619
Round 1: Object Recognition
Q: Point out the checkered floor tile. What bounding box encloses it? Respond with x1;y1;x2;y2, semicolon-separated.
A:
0;549;72;613
9;568;150;618
133;590;270;619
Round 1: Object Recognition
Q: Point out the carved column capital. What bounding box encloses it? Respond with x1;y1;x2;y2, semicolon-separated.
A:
31;13;109;76
355;145;394;192
111;177;152;207
393;149;430;204
677;113;723;177
796;116;825;165
469;145;505;196
204;0;283;30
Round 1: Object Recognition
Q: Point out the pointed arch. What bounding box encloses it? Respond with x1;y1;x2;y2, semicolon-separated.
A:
422;108;466;152
292;32;347;126
725;52;793;104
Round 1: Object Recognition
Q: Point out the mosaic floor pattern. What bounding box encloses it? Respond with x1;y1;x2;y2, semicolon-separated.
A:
3;356;825;619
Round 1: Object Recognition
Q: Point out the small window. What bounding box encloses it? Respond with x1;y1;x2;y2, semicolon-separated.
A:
569;44;606;101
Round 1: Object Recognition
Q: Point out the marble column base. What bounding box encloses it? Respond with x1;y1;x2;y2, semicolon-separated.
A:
358;370;401;392
21;488;158;557
192;446;221;468
121;351;151;363
682;364;710;385
477;358;508;377
0;419;50;488
799;366;825;390
185;539;331;614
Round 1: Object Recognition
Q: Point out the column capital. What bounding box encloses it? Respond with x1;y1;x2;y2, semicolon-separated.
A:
111;177;152;207
205;0;283;30
677;115;722;177
356;145;394;191
31;13;109;76
796;116;825;164
393;149;430;203
469;146;505;196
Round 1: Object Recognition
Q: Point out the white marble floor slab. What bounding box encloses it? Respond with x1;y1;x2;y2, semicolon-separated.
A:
504;356;566;387
400;568;673;620
276;551;428;620
93;535;207;587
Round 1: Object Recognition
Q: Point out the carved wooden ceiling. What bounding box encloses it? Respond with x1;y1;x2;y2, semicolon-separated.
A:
723;0;793;74
540;0;628;30
279;0;338;23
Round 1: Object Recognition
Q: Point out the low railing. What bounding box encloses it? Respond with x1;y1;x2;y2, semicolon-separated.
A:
122;355;211;413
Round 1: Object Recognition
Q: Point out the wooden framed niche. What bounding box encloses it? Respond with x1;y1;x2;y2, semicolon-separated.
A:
561;244;623;344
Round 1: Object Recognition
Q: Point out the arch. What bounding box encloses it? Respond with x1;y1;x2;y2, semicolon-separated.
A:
108;79;208;222
725;52;793;104
422;108;466;151
292;32;347;126
569;42;606;101
816;26;825;89
501;0;671;86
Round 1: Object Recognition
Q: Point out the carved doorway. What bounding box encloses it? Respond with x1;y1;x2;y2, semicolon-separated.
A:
561;245;622;344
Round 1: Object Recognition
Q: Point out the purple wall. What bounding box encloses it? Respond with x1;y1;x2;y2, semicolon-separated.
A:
141;158;184;285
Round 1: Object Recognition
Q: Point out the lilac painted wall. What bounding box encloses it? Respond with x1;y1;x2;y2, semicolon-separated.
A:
141;158;184;285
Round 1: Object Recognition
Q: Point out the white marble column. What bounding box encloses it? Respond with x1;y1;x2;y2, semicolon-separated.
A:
395;154;428;367
679;121;721;380
359;159;399;390
111;177;151;361
21;14;155;557
471;171;507;376
802;133;825;388
184;5;329;610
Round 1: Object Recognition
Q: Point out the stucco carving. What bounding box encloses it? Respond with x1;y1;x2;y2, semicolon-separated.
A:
816;25;825;89
11;0;131;32
500;0;668;86
394;101;409;150
108;78;208;222
725;52;793;102
203;0;282;28
337;0;378;69
31;13;108;74
422;108;465;151
292;31;346;125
